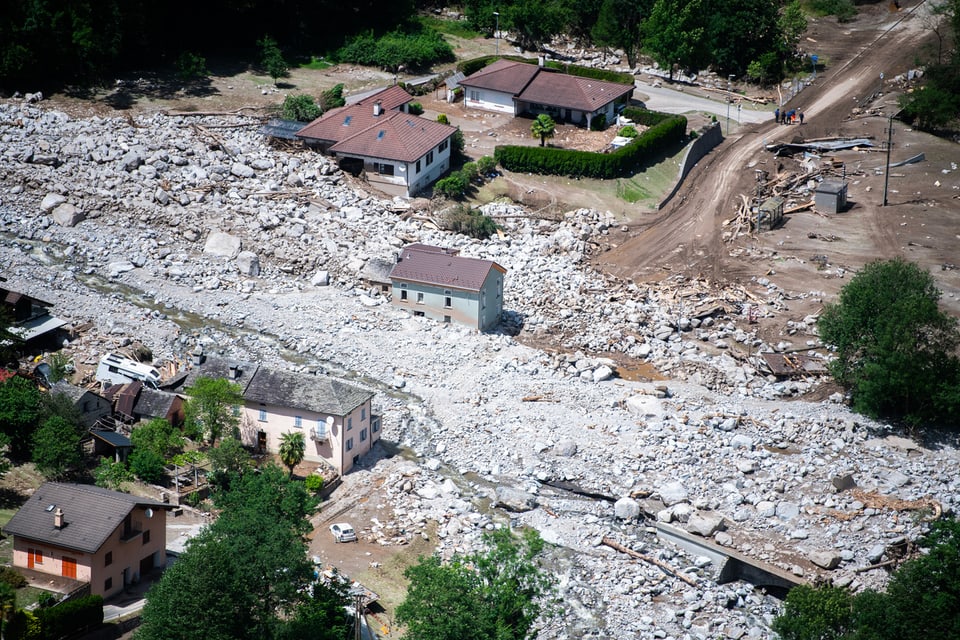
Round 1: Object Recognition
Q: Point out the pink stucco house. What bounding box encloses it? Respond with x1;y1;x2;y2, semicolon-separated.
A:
3;483;171;597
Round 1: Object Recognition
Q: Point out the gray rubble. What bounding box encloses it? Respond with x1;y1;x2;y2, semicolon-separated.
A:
2;102;959;640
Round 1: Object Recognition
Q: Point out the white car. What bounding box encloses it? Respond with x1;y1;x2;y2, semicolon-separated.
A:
329;523;357;543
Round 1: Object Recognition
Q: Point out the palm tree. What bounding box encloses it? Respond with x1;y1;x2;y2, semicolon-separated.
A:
278;431;305;478
530;114;556;147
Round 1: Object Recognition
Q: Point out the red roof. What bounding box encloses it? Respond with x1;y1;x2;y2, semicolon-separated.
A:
459;60;633;113
297;85;414;144
329;112;456;164
389;245;506;292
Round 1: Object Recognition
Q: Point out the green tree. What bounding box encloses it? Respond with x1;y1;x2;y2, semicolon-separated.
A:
207;437;252;474
505;0;570;52
278;431;305;478
817;258;960;426
183;377;243;446
0;374;41;459
281;94;321;122
319;83;346;111
530;114;556;146
94;456;134;490
899;59;960;131
31;416;83;480
128;449;165;484
0;581;16;627
779;0;808;56
130;418;184;460
643;0;711;80
259;35;288;85
772;584;853;640
0;308;22;367
704;0;779;76
435;172;470;199
174;51;209;81
397;528;555;640
592;0;652;67
275;581;350;640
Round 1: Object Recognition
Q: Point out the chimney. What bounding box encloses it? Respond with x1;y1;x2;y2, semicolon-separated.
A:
190;347;205;366
54;507;64;529
373;101;382;117
228;364;240;380
538;55;545;67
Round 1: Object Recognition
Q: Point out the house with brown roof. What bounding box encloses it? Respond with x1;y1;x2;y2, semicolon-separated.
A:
175;355;379;475
3;482;171;597
388;244;507;331
458;58;634;129
297;85;457;197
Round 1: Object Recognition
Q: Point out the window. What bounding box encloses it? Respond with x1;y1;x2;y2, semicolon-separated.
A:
444;315;451;323
376;163;395;176
294;416;302;428
105;552;113;567
347;417;353;430
444;296;452;308
34;549;43;564
372;418;380;433
104;577;113;591
439;139;449;153
400;290;408;301
413;310;425;317
415;159;421;173
417;292;424;304
469;90;480;101
143;530;151;544
360;428;367;442
361;407;366;421
426;151;434;165
258;409;267;422
316;419;327;438
346;438;354;451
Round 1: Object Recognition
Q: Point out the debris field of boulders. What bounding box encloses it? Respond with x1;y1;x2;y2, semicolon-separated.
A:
2;99;959;640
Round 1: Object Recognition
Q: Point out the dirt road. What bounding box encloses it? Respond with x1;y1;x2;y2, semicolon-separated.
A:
599;0;955;302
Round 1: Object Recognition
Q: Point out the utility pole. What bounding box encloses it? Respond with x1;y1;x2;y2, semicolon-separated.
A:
494;11;500;57
883;114;894;206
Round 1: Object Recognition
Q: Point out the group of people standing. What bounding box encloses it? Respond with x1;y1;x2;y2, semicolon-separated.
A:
774;107;804;124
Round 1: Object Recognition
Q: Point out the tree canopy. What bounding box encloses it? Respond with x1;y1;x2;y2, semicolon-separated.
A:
817;258;960;427
0;374;41;459
31;415;84;479
396;527;555;640
183;377;243;446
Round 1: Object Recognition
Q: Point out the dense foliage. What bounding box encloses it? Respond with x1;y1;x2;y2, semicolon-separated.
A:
772;518;960;639
336;28;455;70
136;465;340;640
442;204;500;239
36;595;104;640
817;258;960;427
900;0;960;132
495;112;686;178
281;95;321;122
183;377;244;446
396;528;555;640
31;416;84;480
0;375;41;459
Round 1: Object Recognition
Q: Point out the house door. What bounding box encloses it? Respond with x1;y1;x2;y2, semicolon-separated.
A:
139;554;154;577
257;431;267;453
61;556;77;579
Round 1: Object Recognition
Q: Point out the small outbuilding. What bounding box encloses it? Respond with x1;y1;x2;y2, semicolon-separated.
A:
815;180;848;213
756;196;785;231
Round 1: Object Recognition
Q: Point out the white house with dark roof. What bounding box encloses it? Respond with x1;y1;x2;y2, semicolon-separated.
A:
4;483;171;597
388;244;507;331
458;58;634;129
297;85;457;197
178;355;379;475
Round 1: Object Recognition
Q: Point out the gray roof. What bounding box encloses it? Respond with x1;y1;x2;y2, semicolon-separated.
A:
180;356;372;417
49;380;87;404
89;430;133;448
260;118;307;140
4;483;169;554
244;367;373;415
134;388;179;419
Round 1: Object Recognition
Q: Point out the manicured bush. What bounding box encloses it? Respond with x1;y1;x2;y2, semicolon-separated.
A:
304;474;324;494
0;567;27;589
281;94;321;122
476;155;497;175
37;594;103;640
456;55;634;85
436;113;450;125
434;173;470;199
408;101;424;115
495;114;687;179
618;125;639;138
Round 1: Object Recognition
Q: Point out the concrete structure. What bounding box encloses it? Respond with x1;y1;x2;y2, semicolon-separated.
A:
178;355;379;475
459;59;634;129
389;244;507;332
4;483;170;598
815;180;848;213
297;86;457;197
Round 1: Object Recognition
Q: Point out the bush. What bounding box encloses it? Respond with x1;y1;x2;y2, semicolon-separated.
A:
408;101;424;115
456;55;635;85
129;448;166;484
304;474;324;494
442;205;499;239
618;125;639;138
258;35;288;83
476;155;496;175
5;609;41;640
434;173;469;199
589;113;607;131
336;29;455;70
436;113;450;125
174;51;208;81
36;592;59;608
281;94;321;122
460;162;479;182
0;567;27;589
37;594;104;640
319;83;346;111
495;113;687;179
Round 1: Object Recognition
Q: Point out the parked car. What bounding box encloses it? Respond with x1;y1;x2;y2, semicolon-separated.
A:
329;523;357;543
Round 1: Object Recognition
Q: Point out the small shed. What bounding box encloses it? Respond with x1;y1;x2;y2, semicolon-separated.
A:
815;180;848;213
756;196;785;230
86;429;133;462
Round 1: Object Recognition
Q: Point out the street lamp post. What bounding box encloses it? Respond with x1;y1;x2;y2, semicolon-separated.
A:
493;12;500;57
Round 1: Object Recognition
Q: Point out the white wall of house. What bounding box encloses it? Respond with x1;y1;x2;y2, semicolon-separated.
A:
463;88;516;114
239;398;379;475
405;136;453;196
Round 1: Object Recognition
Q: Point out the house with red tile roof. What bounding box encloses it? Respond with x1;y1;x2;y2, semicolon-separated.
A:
388;244;507;331
458;58;634;129
297;86;457;197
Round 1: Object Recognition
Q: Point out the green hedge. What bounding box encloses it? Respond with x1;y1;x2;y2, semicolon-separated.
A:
621;106;675;127
36;595;104;640
494;113;686;179
456;55;635;85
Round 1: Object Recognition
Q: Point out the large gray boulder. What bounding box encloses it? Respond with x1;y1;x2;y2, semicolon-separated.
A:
236;251;261;276
204;231;242;258
658;480;689;506
809;550;841;570
614;497;641;520
686;511;726;537
40;193;66;213
51;203;84;227
231;162;255;178
494;486;538;512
